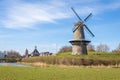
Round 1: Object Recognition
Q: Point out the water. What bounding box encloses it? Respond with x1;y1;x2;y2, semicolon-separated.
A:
0;63;29;67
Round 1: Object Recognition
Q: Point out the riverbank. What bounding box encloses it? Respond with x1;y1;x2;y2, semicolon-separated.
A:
21;53;120;68
18;62;120;68
0;62;29;67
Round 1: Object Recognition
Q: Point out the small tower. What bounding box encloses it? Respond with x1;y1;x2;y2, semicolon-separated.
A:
69;7;95;55
31;46;40;56
25;48;29;58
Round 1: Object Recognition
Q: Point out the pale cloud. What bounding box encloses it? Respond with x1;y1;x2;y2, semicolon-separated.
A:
104;1;120;10
0;0;70;29
88;1;120;14
0;0;120;29
0;34;13;38
73;0;120;15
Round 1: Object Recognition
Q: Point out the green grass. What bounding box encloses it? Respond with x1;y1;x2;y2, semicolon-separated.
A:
0;66;120;80
56;52;120;59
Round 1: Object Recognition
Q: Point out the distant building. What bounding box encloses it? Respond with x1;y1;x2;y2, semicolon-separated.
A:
24;49;29;58
40;52;52;56
0;52;5;58
23;46;53;57
31;46;40;56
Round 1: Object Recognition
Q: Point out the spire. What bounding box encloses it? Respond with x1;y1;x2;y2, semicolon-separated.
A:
35;46;37;49
25;48;29;58
25;48;28;55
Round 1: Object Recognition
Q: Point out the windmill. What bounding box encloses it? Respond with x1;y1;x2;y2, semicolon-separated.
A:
69;7;95;55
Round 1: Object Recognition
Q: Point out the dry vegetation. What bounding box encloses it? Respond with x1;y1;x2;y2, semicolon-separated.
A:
21;52;120;67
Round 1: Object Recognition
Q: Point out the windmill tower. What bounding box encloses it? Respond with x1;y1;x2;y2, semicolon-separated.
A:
69;7;95;55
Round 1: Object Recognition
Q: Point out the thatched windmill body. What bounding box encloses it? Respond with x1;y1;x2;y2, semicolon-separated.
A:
69;7;95;55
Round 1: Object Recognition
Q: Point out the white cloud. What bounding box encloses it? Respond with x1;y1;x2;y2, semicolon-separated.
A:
72;0;120;16
0;0;70;29
0;0;120;29
91;1;120;14
104;1;120;10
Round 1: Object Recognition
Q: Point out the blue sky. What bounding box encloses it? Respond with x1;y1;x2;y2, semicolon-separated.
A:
0;0;120;55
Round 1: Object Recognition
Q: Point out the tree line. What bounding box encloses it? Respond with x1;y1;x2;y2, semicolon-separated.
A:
0;50;21;58
58;43;120;53
1;43;120;59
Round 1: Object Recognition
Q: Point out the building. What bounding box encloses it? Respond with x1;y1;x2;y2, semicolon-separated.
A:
40;52;52;56
31;46;40;56
24;46;52;57
24;49;29;58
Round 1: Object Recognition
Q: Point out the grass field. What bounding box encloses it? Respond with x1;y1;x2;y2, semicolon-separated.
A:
0;66;120;80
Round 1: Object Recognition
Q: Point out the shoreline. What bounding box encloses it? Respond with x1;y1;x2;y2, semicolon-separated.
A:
18;62;120;68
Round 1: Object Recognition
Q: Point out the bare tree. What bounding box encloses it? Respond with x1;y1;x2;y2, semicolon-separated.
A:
87;44;95;52
58;46;72;53
6;50;21;58
96;43;110;52
112;43;120;53
116;43;120;51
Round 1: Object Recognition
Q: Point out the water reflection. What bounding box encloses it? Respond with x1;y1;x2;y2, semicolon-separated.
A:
0;63;29;67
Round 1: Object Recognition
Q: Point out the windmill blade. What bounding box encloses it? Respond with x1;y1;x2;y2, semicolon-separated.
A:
73;22;82;32
84;13;92;22
73;26;80;32
84;25;95;37
71;7;82;21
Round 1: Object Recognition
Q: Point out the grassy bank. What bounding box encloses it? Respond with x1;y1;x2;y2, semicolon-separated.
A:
0;66;120;80
21;52;120;67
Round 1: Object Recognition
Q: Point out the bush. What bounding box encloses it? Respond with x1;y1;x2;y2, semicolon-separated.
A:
0;58;21;62
58;46;72;53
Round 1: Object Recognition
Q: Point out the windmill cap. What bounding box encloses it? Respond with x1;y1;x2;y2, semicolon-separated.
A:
74;21;82;26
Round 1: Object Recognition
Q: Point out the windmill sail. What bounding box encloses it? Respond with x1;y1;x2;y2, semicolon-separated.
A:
71;7;94;37
71;7;83;21
84;13;92;22
84;25;95;37
69;7;94;55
